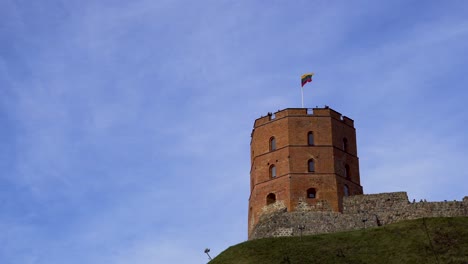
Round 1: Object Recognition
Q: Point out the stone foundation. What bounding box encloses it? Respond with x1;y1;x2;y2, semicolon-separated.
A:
250;192;468;240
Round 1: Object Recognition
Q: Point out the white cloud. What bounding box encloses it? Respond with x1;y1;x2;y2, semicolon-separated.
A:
1;1;468;263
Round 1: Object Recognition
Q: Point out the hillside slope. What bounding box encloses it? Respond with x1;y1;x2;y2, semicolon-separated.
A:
210;217;468;264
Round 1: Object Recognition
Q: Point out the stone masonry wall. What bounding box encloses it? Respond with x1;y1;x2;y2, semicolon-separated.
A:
250;192;468;240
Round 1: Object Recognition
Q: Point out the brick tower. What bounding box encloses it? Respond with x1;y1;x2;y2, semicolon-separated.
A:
248;107;363;237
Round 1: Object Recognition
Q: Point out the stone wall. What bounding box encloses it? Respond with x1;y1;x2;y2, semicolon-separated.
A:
250;192;468;240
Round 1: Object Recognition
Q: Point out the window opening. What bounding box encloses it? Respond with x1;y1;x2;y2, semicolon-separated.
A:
270;137;276;151
266;193;276;205
345;164;351;180
343;138;348;152
270;165;276;178
307;188;316;199
308;132;314;146
308;159;315;172
344;185;350;197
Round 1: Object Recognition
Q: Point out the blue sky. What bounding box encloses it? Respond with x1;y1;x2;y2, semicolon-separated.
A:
1;0;468;263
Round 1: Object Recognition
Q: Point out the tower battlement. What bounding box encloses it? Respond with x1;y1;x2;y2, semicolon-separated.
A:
253;107;354;128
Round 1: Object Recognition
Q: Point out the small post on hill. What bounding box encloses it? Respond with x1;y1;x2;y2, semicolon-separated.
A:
204;248;212;261
298;225;305;241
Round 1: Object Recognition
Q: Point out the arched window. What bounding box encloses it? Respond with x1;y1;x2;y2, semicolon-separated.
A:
308;159;315;172
266;193;276;205
270;137;276;151
345;164;351;180
308;131;314;145
343;138;348;152
344;184;350;197
307;188;316;199
269;165;277;178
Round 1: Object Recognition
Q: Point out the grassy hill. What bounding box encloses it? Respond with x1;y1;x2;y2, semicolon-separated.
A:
210;217;468;264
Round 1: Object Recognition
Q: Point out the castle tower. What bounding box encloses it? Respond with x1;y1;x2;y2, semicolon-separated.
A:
248;107;363;237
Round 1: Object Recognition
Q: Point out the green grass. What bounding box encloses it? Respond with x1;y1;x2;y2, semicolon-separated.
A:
210;217;468;264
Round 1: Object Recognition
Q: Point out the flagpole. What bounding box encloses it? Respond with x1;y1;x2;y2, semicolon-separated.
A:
301;86;304;108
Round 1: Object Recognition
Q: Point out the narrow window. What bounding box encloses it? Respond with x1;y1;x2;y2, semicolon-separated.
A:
308;159;315;172
308;132;314;146
270;165;276;178
266;193;276;205
307;188;316;199
270;137;276;151
343;138;348;152
345;164;351;180
344;184;350;197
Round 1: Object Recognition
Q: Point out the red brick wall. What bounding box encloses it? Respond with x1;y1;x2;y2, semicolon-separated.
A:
248;107;363;237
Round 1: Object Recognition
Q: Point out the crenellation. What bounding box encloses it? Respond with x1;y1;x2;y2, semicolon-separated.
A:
342;116;354;126
274;108;306;118
310;107;342;120
253;108;355;128
254;115;272;127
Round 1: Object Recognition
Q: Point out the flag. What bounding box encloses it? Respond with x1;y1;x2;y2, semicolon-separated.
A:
301;73;314;87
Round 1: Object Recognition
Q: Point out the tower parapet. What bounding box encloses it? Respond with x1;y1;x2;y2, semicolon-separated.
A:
253;107;354;127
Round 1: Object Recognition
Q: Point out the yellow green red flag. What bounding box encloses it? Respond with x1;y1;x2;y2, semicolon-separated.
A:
301;73;314;87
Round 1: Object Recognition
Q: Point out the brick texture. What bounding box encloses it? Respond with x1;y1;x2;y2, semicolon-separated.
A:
248;107;363;238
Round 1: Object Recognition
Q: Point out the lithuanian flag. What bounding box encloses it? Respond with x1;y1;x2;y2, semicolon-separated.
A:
301;73;314;87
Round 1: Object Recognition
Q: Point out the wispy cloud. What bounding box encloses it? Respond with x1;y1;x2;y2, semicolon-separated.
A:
1;1;467;263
